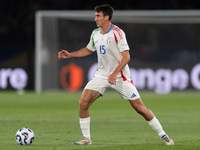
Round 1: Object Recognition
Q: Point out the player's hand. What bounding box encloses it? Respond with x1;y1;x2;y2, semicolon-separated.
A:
58;50;70;59
107;73;117;85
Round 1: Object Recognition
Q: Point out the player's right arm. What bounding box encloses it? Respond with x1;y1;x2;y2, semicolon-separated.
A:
58;47;92;60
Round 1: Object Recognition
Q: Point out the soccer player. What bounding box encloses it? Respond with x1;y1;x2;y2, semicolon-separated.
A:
58;4;174;145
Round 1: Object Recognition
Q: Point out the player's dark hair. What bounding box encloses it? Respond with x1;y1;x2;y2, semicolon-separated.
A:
94;4;114;20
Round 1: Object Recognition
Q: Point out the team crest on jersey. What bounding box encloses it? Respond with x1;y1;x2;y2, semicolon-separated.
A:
107;37;112;45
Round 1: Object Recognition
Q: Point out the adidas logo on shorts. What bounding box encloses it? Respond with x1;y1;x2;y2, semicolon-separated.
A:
131;93;136;98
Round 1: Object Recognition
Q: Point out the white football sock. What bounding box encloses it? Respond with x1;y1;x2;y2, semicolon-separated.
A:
147;116;166;137
79;117;91;139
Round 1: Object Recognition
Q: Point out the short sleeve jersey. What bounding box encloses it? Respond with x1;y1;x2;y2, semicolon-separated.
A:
87;24;130;79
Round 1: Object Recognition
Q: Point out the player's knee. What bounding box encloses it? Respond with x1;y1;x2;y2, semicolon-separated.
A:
79;98;89;110
134;105;146;115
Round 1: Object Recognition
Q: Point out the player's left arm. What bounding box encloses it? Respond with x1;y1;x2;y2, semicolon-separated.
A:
107;50;130;85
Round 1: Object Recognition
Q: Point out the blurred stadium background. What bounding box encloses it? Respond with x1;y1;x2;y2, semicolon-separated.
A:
1;0;200;94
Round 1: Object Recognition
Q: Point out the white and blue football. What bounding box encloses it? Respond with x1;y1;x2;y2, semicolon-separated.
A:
15;127;34;145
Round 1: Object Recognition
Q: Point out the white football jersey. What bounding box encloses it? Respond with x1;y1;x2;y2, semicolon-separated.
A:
87;24;130;79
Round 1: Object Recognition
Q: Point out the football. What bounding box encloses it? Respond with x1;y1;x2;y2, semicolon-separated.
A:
15;127;34;145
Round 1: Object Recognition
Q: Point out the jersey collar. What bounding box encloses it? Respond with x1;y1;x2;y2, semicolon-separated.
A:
100;24;114;34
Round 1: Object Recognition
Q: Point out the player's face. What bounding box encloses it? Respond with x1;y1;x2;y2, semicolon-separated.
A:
95;11;107;28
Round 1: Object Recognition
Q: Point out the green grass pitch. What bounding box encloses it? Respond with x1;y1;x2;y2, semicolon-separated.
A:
0;90;200;150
